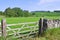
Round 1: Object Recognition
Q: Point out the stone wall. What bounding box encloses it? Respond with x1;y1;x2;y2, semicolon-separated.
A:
38;18;60;36
47;19;60;29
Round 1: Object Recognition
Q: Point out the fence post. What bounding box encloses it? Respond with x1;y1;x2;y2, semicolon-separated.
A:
43;19;48;33
38;18;48;36
1;19;7;39
38;18;43;36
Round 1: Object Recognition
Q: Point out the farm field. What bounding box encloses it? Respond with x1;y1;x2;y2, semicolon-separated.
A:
0;17;40;24
0;16;60;24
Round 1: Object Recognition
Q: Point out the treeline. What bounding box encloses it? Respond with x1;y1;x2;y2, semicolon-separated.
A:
0;7;60;17
31;11;60;17
0;7;32;17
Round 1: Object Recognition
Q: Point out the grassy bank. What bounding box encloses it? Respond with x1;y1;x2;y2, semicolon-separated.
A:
32;28;60;40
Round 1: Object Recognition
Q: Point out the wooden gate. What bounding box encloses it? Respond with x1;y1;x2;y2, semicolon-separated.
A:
0;19;39;40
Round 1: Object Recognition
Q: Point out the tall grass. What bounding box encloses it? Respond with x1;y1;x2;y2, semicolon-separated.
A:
31;28;60;40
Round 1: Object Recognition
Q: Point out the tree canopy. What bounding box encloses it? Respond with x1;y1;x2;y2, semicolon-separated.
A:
1;7;32;17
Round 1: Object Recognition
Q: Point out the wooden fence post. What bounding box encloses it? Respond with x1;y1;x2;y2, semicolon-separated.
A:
1;19;7;39
38;18;43;36
43;19;48;33
38;18;48;36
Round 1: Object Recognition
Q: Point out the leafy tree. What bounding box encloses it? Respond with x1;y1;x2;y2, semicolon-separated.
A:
3;7;33;17
23;10;31;17
4;7;16;17
0;11;3;15
12;7;23;17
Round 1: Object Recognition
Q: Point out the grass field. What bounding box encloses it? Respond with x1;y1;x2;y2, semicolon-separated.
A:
0;16;60;24
0;17;40;24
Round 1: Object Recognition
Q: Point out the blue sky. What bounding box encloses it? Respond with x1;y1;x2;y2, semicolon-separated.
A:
0;0;60;11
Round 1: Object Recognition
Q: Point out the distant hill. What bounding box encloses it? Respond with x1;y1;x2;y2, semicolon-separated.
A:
31;11;60;17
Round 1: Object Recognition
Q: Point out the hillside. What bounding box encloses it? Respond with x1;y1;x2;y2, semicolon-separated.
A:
31;11;60;17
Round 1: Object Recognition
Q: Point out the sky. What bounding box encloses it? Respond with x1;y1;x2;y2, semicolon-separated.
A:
0;0;60;11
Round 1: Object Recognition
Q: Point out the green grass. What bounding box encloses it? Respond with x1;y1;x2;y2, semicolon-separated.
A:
45;28;60;40
31;28;60;40
0;17;60;24
0;17;40;24
34;11;60;17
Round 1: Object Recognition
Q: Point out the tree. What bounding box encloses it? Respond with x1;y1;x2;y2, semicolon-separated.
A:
4;7;16;17
23;10;31;17
3;7;32;17
12;7;23;17
0;11;3;15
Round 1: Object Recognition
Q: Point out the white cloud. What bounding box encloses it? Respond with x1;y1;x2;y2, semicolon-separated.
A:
38;0;59;5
